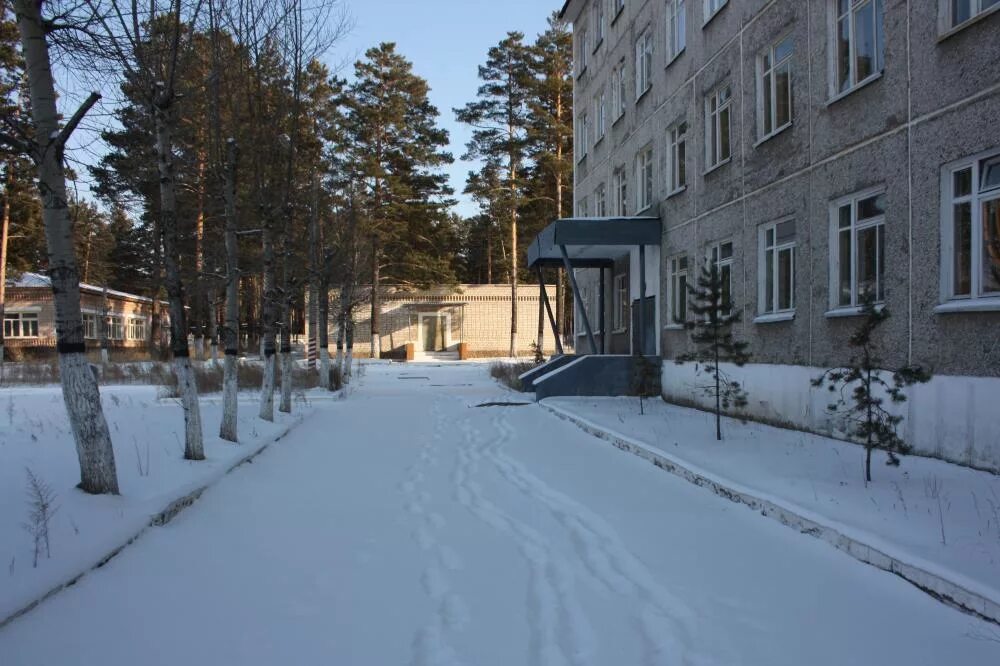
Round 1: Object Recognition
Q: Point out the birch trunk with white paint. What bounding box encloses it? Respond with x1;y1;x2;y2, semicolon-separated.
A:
13;0;119;492
219;139;240;441
259;223;277;421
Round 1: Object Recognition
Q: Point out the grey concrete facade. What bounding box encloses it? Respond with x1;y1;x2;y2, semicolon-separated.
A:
561;0;1000;377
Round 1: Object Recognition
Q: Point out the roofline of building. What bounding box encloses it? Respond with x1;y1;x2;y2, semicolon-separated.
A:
9;272;169;306
558;0;573;19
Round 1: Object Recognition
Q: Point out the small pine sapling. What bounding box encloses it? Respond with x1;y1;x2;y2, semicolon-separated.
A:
812;296;931;484
23;468;58;568
675;261;752;440
631;354;660;415
529;341;545;366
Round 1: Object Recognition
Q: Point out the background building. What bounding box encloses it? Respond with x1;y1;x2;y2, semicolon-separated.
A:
559;0;1000;471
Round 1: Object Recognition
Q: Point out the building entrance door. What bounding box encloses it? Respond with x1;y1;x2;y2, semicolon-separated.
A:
420;313;448;352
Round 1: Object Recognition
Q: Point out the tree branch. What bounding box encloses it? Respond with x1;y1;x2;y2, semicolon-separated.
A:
56;92;101;149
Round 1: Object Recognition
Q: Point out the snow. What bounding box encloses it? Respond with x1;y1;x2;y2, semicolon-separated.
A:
0;363;998;664
0;384;319;622
7;271;163;304
544;395;1000;614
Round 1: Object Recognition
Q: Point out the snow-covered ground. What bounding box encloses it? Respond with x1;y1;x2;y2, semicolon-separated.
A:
544;395;1000;610
0;384;319;621
1;363;998;664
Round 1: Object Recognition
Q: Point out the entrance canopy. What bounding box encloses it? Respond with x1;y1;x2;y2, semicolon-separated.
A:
527;216;662;269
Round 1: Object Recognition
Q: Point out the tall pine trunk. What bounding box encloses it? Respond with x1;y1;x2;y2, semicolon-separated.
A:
153;100;204;460
1;163;12;373
194;152;206;359
220;139;240;442
14;0;119;493
259;222;277;421
370;239;381;359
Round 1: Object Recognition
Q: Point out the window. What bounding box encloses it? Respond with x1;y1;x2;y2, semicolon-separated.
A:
593;0;606;46
758;35;793;139
613;273;628;330
595;183;608;217
613;0;625;19
577;196;590;218
83;313;98;339
705;83;732;169
595;91;606;141
127;317;147;341
948;0;1000;28
668;255;688;324
577;112;589;159
704;0;728;22
943;152;1000;302
636;145;654;211
3;312;39;338
666;0;686;61
635;29;653;99
831;189;886;308
577;27;589;75
759;220;796;314
667;121;687;193
107;315;124;341
833;0;884;95
709;240;734;315
613;167;628;216
612;60;627;120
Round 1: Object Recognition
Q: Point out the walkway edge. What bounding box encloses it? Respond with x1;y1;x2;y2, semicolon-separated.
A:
0;408;321;631
540;401;1000;626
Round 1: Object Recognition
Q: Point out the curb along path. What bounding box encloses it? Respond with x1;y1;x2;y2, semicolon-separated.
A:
540;402;1000;626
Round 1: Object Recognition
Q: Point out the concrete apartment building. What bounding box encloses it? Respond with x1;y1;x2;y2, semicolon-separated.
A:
558;0;1000;471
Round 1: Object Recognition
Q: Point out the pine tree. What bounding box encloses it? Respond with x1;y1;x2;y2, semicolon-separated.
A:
456;32;533;358
675;262;752;440
812;296;932;484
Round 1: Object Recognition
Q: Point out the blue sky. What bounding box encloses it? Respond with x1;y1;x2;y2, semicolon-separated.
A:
330;0;561;218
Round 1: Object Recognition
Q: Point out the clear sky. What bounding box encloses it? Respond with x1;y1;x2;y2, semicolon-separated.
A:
329;0;562;218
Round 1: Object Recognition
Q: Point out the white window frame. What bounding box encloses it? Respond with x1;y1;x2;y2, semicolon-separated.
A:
82;312;99;339
940;0;1000;33
612;60;627;121
758;218;796;317
577;27;589;76
613;0;626;21
667;120;687;194
577;112;589;160
939;149;1000;310
613;167;628;216
593;0;606;47
667;255;688;326
3;311;40;338
127;316;147;341
595;182;608;217
828;187;886;311
595;91;606;141
830;0;884;98
577;196;589;218
704;0;728;24
705;82;732;170
757;34;793;141
635;28;653;100
612;273;628;331
107;314;125;341
708;239;735;316
636;145;654;212
666;0;687;64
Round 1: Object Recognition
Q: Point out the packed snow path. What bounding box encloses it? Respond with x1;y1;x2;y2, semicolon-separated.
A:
2;363;998;665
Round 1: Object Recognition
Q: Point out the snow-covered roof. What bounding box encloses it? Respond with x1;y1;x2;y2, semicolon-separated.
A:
7;272;162;304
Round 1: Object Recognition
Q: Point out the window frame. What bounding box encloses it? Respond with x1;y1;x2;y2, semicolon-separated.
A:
612;272;629;332
703;0;728;25
593;0;606;50
3;311;40;339
667;255;689;327
612;0;626;22
636;144;654;212
708;239;735;316
595;90;607;141
758;218;797;317
667;120;687;195
666;0;687;64
82;312;99;339
107;314;125;341
940;0;1000;35
705;82;733;171
613;166;628;216
939;149;1000;309
757;34;794;142
595;182;608;217
830;0;884;99
828;187;887;311
577;26;589;77
611;60;627;121
576;112;589;161
127;316;147;341
635;28;654;101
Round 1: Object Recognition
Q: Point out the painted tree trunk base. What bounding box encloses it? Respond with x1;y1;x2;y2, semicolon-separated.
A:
319;349;330;390
60;352;120;494
219;354;238;442
259;354;276;421
194;337;205;360
173;356;205;460
279;351;292;414
210;342;219;364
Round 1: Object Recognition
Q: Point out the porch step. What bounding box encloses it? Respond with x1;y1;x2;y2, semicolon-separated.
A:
533;355;661;400
517;354;578;391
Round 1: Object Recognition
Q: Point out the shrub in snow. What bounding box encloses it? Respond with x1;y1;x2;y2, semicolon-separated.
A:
23;468;58;568
674;261;752;440
631;354;659;415
812;296;931;484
